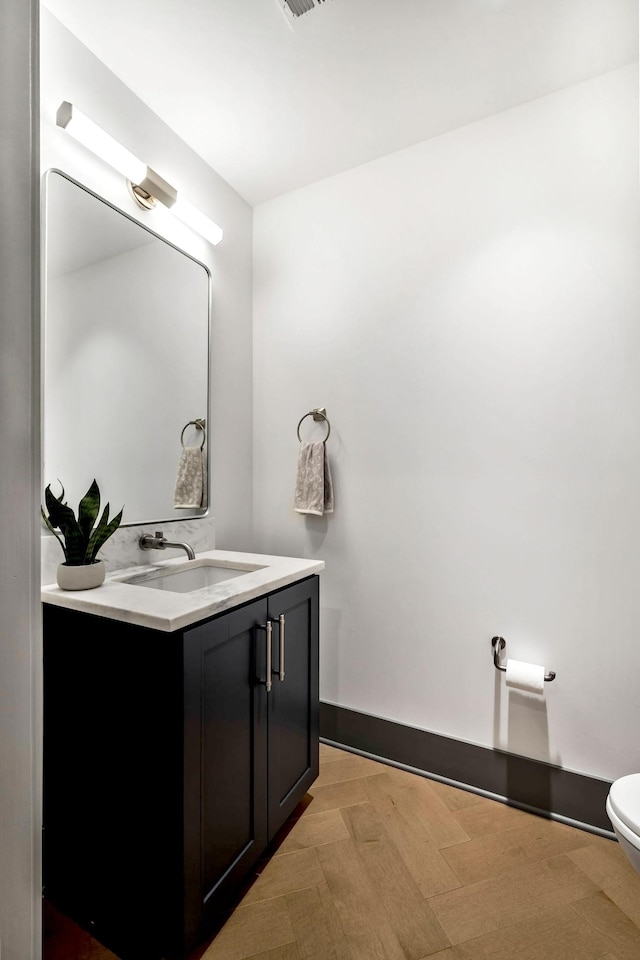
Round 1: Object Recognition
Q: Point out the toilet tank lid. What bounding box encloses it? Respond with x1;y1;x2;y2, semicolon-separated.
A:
609;774;640;836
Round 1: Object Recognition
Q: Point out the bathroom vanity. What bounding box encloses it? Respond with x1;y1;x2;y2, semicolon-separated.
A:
42;551;323;960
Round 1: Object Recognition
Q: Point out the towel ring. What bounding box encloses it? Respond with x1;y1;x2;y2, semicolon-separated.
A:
181;418;206;450
297;408;331;443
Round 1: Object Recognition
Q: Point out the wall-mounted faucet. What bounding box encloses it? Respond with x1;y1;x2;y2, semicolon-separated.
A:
139;530;196;561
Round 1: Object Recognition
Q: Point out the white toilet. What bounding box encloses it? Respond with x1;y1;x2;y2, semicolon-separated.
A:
606;774;640;873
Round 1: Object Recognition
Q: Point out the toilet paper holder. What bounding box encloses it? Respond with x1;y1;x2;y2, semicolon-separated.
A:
491;636;556;682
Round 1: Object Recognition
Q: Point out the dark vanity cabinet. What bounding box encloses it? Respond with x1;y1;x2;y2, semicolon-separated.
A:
43;575;319;960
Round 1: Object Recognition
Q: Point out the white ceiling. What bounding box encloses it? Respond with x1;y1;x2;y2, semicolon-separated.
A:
41;0;637;206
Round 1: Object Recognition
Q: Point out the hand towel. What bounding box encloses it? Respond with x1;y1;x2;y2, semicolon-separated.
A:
174;446;207;509
294;441;334;516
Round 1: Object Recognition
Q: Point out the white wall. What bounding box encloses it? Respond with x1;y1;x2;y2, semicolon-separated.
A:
0;1;41;957
253;63;640;783
40;8;254;549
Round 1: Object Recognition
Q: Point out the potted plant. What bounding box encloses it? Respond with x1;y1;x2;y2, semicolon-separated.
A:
42;479;124;590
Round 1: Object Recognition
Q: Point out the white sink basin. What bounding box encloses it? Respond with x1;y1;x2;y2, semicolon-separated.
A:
123;560;266;594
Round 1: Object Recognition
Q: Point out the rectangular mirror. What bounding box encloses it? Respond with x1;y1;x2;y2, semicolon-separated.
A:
43;169;210;525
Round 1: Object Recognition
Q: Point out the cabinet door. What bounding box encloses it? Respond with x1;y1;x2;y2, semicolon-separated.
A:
267;577;319;840
183;598;269;943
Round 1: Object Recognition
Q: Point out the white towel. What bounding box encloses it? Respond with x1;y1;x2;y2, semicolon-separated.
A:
294;441;334;516
174;447;207;509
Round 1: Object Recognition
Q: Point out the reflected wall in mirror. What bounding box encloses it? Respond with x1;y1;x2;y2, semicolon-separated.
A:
44;170;210;525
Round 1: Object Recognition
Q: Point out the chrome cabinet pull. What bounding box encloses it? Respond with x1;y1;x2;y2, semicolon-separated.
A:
257;621;273;692
278;614;285;682
259;616;284;690
265;620;273;693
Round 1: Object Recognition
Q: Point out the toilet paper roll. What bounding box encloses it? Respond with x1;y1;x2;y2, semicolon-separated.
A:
505;658;545;694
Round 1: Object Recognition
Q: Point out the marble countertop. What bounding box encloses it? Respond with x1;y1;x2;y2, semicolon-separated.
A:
41;550;325;632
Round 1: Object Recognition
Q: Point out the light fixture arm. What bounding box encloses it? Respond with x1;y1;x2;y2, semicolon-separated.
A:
129;167;178;211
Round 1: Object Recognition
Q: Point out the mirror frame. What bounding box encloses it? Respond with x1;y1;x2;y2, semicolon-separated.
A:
42;168;212;527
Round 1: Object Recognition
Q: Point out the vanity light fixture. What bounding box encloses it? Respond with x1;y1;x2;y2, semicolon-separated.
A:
56;102;223;246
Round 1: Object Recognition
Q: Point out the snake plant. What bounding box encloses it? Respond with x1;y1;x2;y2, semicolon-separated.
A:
42;479;124;565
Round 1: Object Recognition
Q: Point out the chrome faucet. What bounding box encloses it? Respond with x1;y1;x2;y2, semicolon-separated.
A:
139;530;196;561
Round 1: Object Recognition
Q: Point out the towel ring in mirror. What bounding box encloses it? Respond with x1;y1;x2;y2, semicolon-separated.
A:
297;408;331;443
181;418;206;450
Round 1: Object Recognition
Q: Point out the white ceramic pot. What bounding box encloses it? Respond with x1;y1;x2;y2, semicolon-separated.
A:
57;559;106;591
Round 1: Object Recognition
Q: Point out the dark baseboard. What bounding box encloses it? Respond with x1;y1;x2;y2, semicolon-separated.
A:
320;701;613;833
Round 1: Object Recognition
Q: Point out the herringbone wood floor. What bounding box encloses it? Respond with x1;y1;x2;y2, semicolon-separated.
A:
44;744;640;960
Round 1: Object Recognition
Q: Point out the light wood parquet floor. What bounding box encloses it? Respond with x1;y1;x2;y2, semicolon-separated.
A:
201;744;640;960
44;744;640;960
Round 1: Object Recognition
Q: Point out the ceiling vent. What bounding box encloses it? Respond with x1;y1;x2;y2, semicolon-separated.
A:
282;0;329;18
